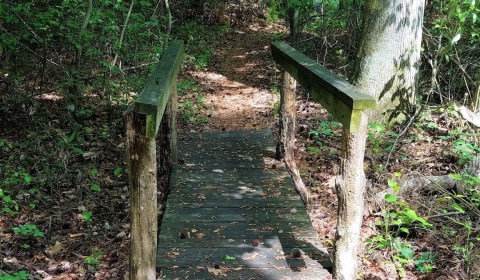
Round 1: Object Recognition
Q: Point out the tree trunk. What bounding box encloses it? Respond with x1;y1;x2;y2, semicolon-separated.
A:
276;71;310;204
288;7;300;44
352;0;425;122
112;0;135;69
334;112;368;280
125;111;157;280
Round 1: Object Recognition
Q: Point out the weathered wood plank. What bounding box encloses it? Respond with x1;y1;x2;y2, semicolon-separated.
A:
162;207;311;222
158;130;331;278
271;41;375;131
159;220;318;239
157;247;327;268
134;40;184;138
158;267;332;280
157;237;325;251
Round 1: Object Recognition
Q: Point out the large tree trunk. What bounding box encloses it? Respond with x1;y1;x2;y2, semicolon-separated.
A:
352;0;425;122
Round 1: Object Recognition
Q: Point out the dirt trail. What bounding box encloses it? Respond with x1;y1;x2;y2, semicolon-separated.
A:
182;24;283;132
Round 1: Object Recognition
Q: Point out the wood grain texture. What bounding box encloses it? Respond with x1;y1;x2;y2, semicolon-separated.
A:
134;40;184;138
157;130;332;279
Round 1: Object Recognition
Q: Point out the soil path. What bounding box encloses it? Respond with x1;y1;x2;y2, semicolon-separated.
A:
181;24;282;132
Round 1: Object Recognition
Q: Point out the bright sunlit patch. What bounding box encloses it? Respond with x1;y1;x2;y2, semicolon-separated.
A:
34;93;63;101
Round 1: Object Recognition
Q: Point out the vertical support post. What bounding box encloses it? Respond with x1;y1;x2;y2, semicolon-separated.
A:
277;71;310;203
334;111;368;280
277;71;296;160
125;111;157;280
158;84;178;211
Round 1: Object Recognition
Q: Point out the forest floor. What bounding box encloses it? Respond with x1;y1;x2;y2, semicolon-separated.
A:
1;21;479;280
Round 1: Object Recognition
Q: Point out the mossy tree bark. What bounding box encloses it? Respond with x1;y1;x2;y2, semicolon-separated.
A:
352;0;425;122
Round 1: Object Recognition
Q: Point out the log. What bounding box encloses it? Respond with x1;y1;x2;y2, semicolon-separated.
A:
277;71;310;204
125;111;158;280
334;111;368;280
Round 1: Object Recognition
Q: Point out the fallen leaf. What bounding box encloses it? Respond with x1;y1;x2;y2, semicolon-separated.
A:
196;232;205;239
69;233;85;238
213;169;224;173
207;266;225;276
46;241;63;255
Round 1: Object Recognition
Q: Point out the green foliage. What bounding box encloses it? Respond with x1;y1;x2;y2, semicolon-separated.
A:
82;211;93;223
427;0;480;105
0;0;167;104
12;224;44;238
0;271;30;280
90;183;101;192
180;94;208;123
178;80;199;95
84;249;103;266
367;122;398;157
1;168;34;215
366;175;434;275
113;166;123;177
310;120;341;138
452;139;480;165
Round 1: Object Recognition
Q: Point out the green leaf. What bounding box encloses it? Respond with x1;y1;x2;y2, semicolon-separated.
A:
405;209;418;220
82;211;93;223
23;173;32;183
451;203;465;213
400;247;415;260
387;179;400;192
385;194;397;203
90;183;101;192
448;173;463;180
224;254;236;261
113;167;122;177
71;147;84;155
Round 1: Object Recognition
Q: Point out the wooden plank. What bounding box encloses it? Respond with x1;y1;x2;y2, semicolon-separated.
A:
166;196;304;208
157;237;326;252
134;40;184;138
158;267;332;280
159;220;318;239
162;207;310;222
271;41;375;131
157;247;328;268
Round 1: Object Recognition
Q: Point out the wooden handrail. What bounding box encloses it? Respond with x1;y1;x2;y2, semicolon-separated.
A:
135;40;185;138
125;40;184;280
271;41;375;132
271;41;376;280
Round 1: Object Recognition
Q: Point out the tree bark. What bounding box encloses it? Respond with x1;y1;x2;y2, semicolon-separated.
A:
277;71;310;203
352;0;425;122
71;0;93;110
334;112;368;280
125;111;157;280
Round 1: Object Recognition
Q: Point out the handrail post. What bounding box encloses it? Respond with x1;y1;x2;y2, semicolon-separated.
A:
277;70;310;203
125;40;184;280
334;111;368;280
125;111;158;280
271;41;376;279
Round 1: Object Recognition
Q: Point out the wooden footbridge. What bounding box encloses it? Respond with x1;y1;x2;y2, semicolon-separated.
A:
158;130;331;279
125;40;375;279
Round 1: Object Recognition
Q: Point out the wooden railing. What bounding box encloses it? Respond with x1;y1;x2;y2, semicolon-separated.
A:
125;40;184;280
271;41;376;280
